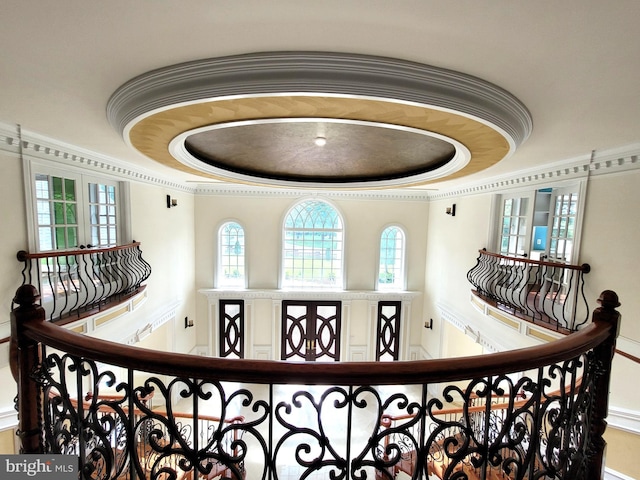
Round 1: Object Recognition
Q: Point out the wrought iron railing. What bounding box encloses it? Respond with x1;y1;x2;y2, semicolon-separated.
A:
11;286;620;480
467;249;591;332
16;242;151;323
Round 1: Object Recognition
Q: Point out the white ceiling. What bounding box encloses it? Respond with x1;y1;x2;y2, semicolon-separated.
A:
2;1;640;189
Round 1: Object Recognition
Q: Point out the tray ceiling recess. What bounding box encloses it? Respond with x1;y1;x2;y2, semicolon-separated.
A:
107;52;532;189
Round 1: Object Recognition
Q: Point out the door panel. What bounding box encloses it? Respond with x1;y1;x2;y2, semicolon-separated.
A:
376;301;401;361
282;301;341;362
219;300;244;359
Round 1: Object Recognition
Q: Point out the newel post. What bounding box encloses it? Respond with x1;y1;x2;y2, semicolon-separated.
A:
587;290;621;480
10;284;45;454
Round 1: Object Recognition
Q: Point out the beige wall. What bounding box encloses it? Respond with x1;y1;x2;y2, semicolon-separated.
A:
0;151;28;339
194;193;429;357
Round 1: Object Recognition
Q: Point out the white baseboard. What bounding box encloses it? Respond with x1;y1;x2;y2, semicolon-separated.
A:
608;405;640;434
605;467;636;480
0;409;17;431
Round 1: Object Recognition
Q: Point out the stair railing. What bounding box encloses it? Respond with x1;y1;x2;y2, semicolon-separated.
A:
467;249;591;332
11;286;620;480
16;242;151;323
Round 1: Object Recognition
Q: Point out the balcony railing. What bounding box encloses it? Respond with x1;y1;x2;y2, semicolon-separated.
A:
11;286;620;480
16;242;151;323
467;249;591;332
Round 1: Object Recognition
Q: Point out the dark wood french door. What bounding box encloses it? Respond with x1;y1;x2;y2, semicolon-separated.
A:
376;301;401;361
219;300;244;359
281;301;341;361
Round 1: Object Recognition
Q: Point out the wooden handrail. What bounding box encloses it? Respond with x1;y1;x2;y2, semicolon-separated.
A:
21;313;612;386
17;242;143;260
616;348;640;364
475;248;591;272
12;287;620;480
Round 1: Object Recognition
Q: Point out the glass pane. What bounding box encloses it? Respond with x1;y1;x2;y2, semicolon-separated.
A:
67;227;78;248
569;197;578;215
55;227;66;249
504;200;512;216
90;205;98;224
52;177;63;200
64;179;76;201
66;204;76;224
39;227;53;251
37;200;51;225
35;175;50;199
54;202;64;224
88;183;97;203
567;217;575;239
502;218;511;235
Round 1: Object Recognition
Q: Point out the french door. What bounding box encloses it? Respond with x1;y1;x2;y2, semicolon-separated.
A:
281;301;341;362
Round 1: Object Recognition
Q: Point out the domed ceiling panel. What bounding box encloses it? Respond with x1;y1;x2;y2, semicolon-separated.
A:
107;52;532;188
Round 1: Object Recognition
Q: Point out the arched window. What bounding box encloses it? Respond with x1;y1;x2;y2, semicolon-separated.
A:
218;221;245;288
378;226;405;290
282;199;343;289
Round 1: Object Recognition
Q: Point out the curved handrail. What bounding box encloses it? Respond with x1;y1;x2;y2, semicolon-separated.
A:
12;288;621;480
21;312;612;385
474;248;591;272
16;241;151;324
17;242;144;260
467;248;591;331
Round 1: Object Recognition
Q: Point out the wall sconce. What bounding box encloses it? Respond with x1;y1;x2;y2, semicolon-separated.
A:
166;195;178;208
445;204;456;216
424;318;433;330
184;316;194;328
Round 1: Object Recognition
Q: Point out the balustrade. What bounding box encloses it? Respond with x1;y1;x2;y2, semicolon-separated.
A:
467;249;591;332
10;286;620;480
16;242;151;323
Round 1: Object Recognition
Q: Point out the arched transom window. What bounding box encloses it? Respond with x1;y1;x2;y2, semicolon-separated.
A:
378;225;405;290
282;200;343;289
218;221;245;288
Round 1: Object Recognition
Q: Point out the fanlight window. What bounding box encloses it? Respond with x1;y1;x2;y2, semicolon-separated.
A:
282;200;343;289
378;226;405;290
218;221;245;287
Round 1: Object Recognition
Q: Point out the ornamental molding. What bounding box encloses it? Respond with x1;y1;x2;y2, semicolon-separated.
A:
199;288;421;303
0;122;194;193
2;121;638;201
107;51;532;149
194;184;432;201
428;143;640;200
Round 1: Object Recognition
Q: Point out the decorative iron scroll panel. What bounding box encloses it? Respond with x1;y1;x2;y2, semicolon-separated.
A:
220;299;244;358
281;300;341;361
376;301;401;361
37;345;600;480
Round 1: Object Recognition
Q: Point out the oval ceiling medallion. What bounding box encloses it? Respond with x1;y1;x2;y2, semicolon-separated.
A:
107;52;532;188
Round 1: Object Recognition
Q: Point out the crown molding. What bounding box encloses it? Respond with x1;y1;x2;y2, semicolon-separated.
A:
107;51;532;149
2;121;638;201
0;122;195;193
428;143;640;200
194;183;432;201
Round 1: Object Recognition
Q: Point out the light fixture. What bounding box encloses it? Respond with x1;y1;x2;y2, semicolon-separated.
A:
314;136;326;147
184;316;194;328
166;195;178;208
446;204;456;216
424;318;433;330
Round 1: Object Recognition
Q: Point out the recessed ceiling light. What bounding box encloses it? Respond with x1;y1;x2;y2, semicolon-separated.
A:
314;136;326;147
